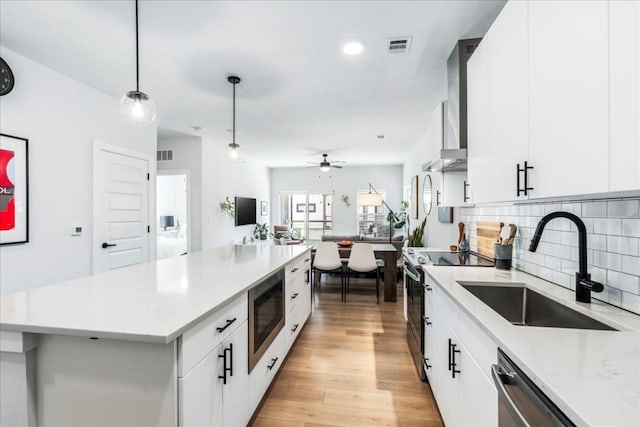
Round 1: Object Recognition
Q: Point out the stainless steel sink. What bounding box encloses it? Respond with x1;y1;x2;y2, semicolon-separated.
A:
458;282;617;331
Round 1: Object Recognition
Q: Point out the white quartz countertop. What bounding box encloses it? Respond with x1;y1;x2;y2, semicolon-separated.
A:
422;265;640;427
0;245;310;344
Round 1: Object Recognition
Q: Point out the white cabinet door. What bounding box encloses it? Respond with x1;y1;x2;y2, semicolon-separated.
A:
178;344;224;427
222;322;249;427
467;38;491;204
441;171;469;206
487;0;529;202
528;0;609;198
610;0;640;192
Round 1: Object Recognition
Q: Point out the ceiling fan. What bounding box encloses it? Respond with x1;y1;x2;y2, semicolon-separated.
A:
306;153;346;172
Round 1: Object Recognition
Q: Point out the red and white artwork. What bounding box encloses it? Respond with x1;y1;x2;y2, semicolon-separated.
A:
0;134;28;245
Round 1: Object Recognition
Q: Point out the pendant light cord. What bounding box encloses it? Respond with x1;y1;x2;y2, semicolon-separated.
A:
232;81;236;144
135;0;140;92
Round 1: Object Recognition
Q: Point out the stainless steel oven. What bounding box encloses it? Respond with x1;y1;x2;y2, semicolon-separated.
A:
404;258;426;381
492;348;575;426
248;269;285;372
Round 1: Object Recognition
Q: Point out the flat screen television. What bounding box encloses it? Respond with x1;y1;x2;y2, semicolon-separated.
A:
235;197;257;226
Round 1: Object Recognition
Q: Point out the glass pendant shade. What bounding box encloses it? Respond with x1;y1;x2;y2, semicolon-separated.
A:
228;143;240;160
120;91;156;126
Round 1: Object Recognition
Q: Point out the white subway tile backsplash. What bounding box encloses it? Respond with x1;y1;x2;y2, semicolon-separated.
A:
622;219;640;238
592;251;622;271
621;292;640;313
607;236;640;256
462;197;640;315
582;201;608;218
607;271;640;295
593;218;622;235
620;255;640;276
607;200;639;218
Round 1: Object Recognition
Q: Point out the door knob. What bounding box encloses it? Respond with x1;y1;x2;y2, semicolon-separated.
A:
101;242;117;249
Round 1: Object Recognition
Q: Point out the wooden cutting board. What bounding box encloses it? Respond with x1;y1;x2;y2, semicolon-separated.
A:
476;221;503;258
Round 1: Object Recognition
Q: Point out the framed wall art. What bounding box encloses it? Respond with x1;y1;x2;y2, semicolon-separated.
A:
260;200;268;216
0;133;29;245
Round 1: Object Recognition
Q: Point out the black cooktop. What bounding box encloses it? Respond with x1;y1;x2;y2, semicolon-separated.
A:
422;251;495;267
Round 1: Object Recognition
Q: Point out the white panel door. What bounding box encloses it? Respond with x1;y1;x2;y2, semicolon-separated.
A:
487;0;529;202
466;38;490;204
528;0;609;199
222;322;249;427
610;0;640;192
94;147;150;273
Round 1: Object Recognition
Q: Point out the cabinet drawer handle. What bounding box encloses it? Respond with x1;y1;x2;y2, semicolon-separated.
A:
423;283;433;292
436;190;441;206
216;317;237;333
291;293;299;300
423;357;432;370
218;343;233;384
267;357;279;370
304;258;310;262
305;269;310;284
448;338;461;378
291;267;299;273
524;161;534;196
292;323;299;332
423;316;432;326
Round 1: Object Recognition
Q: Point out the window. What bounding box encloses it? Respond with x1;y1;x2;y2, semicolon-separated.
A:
278;192;333;242
357;190;389;237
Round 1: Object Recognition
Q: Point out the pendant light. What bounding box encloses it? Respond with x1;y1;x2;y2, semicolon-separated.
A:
227;75;241;160
120;0;156;126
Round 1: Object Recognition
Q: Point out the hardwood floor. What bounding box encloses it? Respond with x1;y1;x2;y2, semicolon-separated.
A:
251;275;444;427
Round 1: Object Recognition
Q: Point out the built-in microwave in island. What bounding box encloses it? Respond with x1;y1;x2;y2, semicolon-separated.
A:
248;268;285;372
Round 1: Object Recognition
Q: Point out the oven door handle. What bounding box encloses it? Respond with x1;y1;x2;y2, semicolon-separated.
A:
491;364;531;427
404;268;421;282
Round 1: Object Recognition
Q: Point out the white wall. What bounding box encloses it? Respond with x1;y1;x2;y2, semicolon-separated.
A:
403;103;458;248
157;136;202;251
270;165;403;235
201;141;271;248
0;47;157;294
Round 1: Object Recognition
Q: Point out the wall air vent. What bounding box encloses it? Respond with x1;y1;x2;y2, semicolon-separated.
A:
157;149;173;161
387;37;412;54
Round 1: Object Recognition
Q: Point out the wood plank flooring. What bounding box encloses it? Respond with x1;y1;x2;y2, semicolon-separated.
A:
251;275;444;427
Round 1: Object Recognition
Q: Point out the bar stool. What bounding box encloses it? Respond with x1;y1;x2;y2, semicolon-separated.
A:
345;243;380;303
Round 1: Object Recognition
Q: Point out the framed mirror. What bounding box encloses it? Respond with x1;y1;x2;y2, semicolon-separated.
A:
422;175;433;216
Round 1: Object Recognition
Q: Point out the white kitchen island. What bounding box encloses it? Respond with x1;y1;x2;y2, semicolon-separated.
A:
0;244;312;427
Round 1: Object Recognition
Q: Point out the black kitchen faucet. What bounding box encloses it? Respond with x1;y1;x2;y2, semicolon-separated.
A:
529;211;604;303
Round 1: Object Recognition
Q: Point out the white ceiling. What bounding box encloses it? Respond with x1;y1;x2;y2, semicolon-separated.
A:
0;0;505;167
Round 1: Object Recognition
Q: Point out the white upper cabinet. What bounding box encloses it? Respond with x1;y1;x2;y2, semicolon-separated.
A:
486;0;529;203
467;39;491;204
609;0;640;192
528;0;609;198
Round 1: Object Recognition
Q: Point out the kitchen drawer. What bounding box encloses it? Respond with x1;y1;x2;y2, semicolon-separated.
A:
429;274;498;382
178;293;248;377
285;253;310;283
285;301;310;352
286;273;303;315
249;329;285;414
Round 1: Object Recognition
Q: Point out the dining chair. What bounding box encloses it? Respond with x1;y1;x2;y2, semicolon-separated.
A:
312;242;344;295
345;243;380;303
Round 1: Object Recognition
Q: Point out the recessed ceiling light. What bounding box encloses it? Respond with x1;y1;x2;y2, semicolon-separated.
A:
343;41;364;55
376;134;387;141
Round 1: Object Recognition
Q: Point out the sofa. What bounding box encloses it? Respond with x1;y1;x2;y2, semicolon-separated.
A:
272;225;305;245
321;234;407;258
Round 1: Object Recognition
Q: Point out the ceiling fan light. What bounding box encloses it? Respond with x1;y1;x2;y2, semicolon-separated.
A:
120;91;156;126
320;162;331;172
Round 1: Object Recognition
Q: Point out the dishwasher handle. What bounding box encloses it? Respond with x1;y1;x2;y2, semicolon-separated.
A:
491;364;531;427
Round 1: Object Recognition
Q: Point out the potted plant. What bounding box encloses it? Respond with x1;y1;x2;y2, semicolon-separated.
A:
409;218;427;247
253;223;270;240
220;196;235;220
388;200;410;235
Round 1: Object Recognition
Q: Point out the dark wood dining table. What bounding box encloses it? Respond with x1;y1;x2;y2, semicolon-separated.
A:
313;243;399;302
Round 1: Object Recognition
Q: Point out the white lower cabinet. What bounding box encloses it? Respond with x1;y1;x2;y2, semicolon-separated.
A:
427;280;498;426
248;329;285;414
179;321;248;427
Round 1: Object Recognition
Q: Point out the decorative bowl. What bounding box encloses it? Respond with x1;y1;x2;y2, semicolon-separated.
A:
337;240;353;247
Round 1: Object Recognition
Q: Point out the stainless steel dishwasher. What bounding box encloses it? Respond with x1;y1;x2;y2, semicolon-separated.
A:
492;349;575;427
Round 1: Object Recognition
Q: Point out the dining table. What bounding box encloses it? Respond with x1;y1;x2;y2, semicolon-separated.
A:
312;242;399;302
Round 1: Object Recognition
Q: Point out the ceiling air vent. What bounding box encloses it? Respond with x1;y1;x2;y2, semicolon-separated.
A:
157;149;173;161
387;37;412;55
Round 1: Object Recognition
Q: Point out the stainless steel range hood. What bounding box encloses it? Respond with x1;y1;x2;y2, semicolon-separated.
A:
422;39;481;173
421;148;468;172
